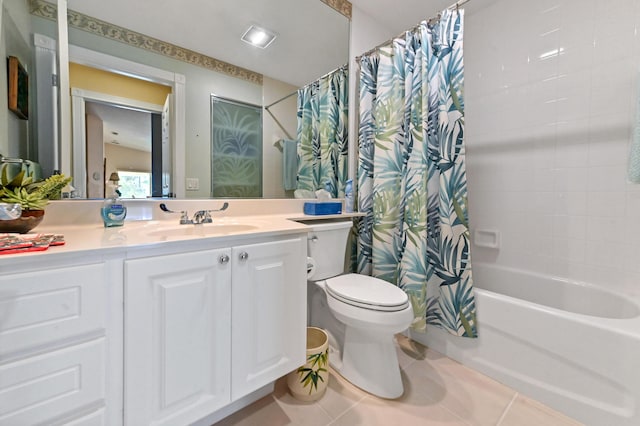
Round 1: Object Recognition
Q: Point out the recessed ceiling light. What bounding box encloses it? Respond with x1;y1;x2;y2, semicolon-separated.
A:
241;25;277;49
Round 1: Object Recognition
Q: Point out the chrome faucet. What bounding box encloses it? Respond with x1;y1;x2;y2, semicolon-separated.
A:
192;210;212;224
159;202;229;225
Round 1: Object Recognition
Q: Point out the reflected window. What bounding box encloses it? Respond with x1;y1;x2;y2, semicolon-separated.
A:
118;170;151;198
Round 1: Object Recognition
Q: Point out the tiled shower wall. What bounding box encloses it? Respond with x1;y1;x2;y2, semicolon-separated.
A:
464;0;640;297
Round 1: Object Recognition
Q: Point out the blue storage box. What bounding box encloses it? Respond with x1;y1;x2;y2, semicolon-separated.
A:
303;201;342;215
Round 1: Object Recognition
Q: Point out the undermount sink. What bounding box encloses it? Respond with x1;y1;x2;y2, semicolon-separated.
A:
146;223;259;238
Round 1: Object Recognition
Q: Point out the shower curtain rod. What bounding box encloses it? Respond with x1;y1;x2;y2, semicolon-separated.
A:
265;107;294;140
355;0;470;62
264;91;297;110
263;64;348;110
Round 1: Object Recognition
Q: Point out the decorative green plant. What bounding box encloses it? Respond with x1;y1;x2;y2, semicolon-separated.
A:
29;173;73;201
0;169;72;211
296;348;328;394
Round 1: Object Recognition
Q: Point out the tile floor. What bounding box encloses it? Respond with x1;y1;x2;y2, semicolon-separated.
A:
215;335;582;426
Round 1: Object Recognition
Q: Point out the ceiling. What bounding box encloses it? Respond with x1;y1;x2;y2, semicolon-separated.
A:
85;102;152;153
66;0;350;88
351;0;487;35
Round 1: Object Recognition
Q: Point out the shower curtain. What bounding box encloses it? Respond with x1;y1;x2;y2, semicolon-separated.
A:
356;9;477;337
296;66;349;197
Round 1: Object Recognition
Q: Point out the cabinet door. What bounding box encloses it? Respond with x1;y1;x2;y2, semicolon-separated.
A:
231;237;306;400
124;249;231;426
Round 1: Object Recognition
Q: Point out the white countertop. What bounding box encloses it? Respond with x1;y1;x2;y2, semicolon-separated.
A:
0;209;364;263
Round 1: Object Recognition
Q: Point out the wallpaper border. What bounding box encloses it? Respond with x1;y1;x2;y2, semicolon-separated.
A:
321;0;352;19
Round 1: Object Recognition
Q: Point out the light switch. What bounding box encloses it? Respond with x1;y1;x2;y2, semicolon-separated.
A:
186;178;199;191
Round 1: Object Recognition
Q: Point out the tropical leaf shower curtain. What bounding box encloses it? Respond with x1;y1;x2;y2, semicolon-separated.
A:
297;67;349;197
356;9;477;337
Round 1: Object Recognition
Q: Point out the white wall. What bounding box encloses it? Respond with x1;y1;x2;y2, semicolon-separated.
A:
105;143;151;175
262;76;297;198
350;1;640;298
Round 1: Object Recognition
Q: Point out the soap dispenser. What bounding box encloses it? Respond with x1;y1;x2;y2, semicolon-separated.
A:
101;178;127;227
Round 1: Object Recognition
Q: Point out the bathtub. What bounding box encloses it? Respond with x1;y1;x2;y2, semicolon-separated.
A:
410;263;640;426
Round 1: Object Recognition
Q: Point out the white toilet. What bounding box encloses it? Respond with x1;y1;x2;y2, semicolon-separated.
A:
305;220;413;399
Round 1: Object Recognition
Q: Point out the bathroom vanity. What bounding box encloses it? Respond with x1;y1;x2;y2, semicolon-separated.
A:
0;202;319;425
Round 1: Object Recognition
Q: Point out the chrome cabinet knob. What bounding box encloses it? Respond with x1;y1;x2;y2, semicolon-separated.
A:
239;252;249;261
219;254;230;264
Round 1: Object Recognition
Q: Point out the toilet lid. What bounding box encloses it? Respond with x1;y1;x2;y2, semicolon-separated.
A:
325;274;410;312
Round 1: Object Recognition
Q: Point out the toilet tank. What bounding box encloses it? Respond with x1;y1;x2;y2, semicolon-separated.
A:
303;220;353;280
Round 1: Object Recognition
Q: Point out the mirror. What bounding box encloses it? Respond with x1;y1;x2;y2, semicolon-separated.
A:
6;0;350;199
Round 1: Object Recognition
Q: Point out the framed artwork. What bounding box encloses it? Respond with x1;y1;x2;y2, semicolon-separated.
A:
7;56;28;120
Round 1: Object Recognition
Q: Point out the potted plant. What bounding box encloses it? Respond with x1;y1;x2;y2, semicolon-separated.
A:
0;169;72;233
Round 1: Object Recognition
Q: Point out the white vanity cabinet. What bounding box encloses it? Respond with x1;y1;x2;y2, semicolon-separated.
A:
124;248;232;426
230;239;306;400
0;260;122;426
123;236;306;426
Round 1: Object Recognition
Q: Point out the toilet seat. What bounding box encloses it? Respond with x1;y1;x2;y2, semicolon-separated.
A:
325;274;410;312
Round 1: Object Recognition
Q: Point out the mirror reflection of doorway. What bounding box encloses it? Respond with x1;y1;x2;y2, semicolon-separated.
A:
69;62;173;198
85;101;161;198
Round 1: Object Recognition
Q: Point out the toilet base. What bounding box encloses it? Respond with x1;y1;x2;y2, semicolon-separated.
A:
332;325;404;399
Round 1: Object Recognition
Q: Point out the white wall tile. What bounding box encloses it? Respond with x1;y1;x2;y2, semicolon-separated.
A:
588;138;630;167
532;169;556;192
621;273;640;298
584;240;626;269
586;191;626;216
626;191;640;215
553;191;588;215
620;243;640;273
552;237;586;262
587;166;628;191
586;216;626;244
464;0;640;298
554;72;591;122
552;215;587;240
553;167;588;191
593;0;638;42
554;121;590;168
560;0;595;23
592;35;634;65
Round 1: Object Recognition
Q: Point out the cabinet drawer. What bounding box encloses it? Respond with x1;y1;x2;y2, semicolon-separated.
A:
0;338;107;425
0;264;108;360
64;408;106;426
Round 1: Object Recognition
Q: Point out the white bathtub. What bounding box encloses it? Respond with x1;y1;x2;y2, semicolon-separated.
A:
411;263;640;426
